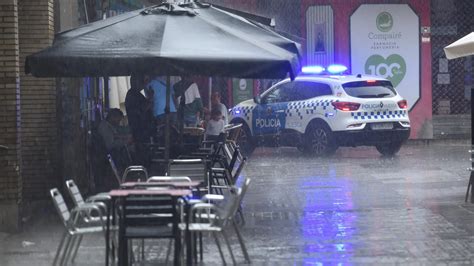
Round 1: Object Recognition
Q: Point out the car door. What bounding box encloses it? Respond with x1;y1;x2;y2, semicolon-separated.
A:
252;81;295;136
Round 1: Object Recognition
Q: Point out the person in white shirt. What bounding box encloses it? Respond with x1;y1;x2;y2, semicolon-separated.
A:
211;91;228;125
205;109;225;141
174;76;203;127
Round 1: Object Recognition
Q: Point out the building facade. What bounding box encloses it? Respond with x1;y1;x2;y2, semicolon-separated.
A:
0;0;57;232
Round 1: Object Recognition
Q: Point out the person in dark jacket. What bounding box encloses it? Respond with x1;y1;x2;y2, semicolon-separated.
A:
125;75;154;143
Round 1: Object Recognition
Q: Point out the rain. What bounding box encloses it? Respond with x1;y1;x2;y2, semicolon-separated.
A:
1;0;474;265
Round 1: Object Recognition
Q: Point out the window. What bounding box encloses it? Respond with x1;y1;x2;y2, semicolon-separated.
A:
293;81;333;101
342;80;396;98
263;81;295;104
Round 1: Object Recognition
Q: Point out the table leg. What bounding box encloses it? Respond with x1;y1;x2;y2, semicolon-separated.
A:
106;199;110;266
118;198;126;266
174;197;181;266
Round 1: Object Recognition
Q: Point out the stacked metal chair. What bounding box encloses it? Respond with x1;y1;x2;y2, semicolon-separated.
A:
50;188;108;265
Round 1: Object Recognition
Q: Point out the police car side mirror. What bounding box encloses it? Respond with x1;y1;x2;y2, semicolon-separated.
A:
253;95;261;104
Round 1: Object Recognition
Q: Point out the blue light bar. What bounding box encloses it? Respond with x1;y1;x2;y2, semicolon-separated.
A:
302;65;325;74
327;64;348;74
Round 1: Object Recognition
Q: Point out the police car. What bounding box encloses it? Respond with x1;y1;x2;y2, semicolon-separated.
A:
229;65;411;156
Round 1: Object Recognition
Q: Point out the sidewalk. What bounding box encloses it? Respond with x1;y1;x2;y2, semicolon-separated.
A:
2;142;474;265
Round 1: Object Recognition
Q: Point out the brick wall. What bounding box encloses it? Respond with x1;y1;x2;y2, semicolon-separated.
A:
18;0;58;200
0;0;22;231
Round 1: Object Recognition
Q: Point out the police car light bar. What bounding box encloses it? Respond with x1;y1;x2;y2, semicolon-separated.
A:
302;64;348;75
301;65;325;74
327;64;348;74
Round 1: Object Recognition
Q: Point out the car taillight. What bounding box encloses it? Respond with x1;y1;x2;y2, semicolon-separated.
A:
398;99;408;109
331;102;360;111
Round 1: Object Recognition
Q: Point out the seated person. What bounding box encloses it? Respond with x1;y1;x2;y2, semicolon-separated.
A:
98;108;133;188
205;109;225;142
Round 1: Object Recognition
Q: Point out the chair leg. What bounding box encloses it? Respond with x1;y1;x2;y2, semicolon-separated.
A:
128;239;135;264
465;173;473;202
213;232;226;265
71;235;83;262
233;221;251;263
237;206;246;226
60;234;75;266
221;230;236;265
141;239;145;262
53;231;68;266
199;232;203;261
165;238;172;265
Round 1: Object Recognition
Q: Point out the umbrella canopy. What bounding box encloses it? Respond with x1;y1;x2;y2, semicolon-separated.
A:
444;32;474;60
25;2;301;79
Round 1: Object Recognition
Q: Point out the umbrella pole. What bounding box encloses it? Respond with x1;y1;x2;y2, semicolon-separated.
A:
469;88;474;202
165;76;171;161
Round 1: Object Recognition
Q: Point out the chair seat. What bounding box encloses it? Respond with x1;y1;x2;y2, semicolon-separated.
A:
87;193;111;202
125;226;174;238
71;226;106;235
178;223;221;232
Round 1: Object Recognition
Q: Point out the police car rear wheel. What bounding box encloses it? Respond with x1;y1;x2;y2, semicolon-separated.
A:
237;123;255;156
305;122;337;156
375;141;402;156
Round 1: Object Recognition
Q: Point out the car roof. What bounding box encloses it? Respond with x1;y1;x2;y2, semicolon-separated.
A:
289;74;389;85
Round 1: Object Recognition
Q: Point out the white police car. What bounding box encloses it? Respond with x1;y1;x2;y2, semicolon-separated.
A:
230;65;411;156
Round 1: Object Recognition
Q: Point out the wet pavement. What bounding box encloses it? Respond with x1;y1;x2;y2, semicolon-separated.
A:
1;142;474;265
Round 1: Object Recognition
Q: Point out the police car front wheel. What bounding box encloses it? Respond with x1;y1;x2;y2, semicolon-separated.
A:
304;122;338;156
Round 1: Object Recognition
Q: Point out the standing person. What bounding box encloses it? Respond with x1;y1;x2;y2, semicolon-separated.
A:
125;75;153;143
146;75;177;127
206;91;228;125
174;76;203;127
125;75;154;167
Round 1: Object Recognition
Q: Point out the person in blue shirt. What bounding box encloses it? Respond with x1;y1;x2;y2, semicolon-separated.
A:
146;76;178;127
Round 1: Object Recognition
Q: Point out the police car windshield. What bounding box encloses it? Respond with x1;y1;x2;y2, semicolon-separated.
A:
342;80;396;98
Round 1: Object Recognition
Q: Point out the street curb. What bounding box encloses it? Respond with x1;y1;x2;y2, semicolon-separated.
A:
406;138;471;146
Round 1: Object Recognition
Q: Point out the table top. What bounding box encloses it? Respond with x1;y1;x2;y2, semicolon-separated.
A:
109;188;192;197
121;180;202;188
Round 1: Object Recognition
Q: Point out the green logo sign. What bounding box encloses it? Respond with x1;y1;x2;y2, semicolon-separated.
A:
376;12;393;32
365;54;406;87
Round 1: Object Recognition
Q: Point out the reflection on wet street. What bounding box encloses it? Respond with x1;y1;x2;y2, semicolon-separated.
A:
1;143;474;265
243;143;474;264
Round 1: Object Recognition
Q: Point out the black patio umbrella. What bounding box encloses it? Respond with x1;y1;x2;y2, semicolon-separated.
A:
25;2;301;78
25;1;302;160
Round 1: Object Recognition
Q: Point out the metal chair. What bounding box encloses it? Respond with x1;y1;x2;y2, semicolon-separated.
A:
147;176;192;183
108;154;149;185
122;165;149;183
211;155;247;194
168;159;209;187
181;179;251;264
107;154;122;185
118;193;180;265
65;180;110;220
50;188;107;265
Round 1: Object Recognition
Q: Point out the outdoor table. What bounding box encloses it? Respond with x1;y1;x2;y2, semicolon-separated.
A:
120;180;202;189
106;188;192;266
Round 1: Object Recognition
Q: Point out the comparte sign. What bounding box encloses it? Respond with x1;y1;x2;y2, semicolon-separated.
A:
350;4;420;110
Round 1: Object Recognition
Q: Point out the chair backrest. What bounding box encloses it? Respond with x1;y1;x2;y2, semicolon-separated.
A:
226;123;242;142
231;157;247;183
50;188;71;227
122;165;149;183
168;159;208;183
107;154;122;185
215;186;242;223
121;194;177;238
238;177;251;204
65;179;85;207
147;176;192;183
